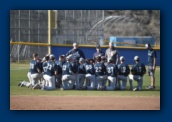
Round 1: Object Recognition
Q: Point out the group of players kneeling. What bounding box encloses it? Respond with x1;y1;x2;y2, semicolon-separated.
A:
18;53;146;91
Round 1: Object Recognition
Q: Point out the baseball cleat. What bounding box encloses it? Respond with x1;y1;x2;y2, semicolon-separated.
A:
146;86;155;90
133;88;138;91
18;82;22;86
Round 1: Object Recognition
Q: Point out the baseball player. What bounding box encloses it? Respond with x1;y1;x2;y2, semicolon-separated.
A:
76;58;86;90
94;56;107;90
93;45;105;60
129;56;146;91
61;55;77;90
84;59;96;90
18;54;43;88
66;42;85;61
145;44;157;90
55;55;66;88
41;54;58;90
117;56;130;90
29;53;42;87
105;58;118;90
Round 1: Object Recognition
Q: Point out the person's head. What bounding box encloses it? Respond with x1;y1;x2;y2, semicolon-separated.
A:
73;42;78;49
45;55;50;61
145;44;152;50
108;58;113;63
33;53;38;59
96;45;101;52
85;58;90;64
50;54;55;61
134;56;140;62
90;59;95;64
79;58;84;64
120;56;125;63
109;42;114;49
96;56;101;63
59;55;65;62
66;55;73;62
101;56;106;63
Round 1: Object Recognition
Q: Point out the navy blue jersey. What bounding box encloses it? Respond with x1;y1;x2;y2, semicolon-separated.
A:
93;51;105;60
62;62;75;75
71;61;79;74
55;60;66;74
131;62;146;76
94;62;106;76
29;60;40;74
43;61;48;74
78;64;86;74
84;62;95;75
43;60;58;76
118;63;130;76
106;63;118;77
66;48;85;61
148;49;157;66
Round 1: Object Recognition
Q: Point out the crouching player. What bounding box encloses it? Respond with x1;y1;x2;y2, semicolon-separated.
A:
84;59;96;90
41;54;58;90
61;55;77;90
94;56;107;90
105;58;118;90
117;56;130;90
129;56;146;91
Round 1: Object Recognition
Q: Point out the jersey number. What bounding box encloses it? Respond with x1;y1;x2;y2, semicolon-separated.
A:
107;67;113;73
95;67;102;72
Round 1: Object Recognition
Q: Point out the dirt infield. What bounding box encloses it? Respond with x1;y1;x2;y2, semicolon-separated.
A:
10;96;160;110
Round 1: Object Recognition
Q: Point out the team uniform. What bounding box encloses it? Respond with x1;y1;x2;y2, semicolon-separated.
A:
29;60;42;86
117;63;130;90
42;60;58;90
62;61;77;90
66;48;85;61
105;63;118;90
129;62;146;91
93;51;105;60
76;62;86;89
55;60;66;88
94;62;107;90
84;62;96;90
147;49;157;76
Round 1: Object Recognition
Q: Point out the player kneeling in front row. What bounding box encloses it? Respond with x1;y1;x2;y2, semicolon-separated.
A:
94;56;107;90
117;56;131;90
129;56;146;91
61;55;77;90
105;58;118;90
76;58;86;90
41;54;58;90
84;59;96;90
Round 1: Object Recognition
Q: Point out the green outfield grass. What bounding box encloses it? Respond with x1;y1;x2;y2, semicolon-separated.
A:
10;63;160;96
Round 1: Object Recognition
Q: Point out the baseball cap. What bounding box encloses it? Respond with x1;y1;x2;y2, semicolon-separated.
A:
145;44;151;49
120;56;125;61
101;56;106;60
96;45;100;48
79;58;84;62
50;54;55;60
134;56;139;61
73;42;78;46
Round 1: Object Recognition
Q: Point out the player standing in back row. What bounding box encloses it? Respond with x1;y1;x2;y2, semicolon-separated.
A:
145;44;157;90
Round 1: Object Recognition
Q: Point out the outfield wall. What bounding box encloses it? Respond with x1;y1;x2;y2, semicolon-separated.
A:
52;46;160;66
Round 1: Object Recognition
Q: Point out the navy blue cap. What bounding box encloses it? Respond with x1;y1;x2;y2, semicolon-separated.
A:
96;45;100;48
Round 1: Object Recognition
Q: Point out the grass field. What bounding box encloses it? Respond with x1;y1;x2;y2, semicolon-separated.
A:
10;63;160;96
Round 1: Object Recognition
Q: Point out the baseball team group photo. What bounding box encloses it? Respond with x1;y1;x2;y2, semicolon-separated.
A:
10;10;160;110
